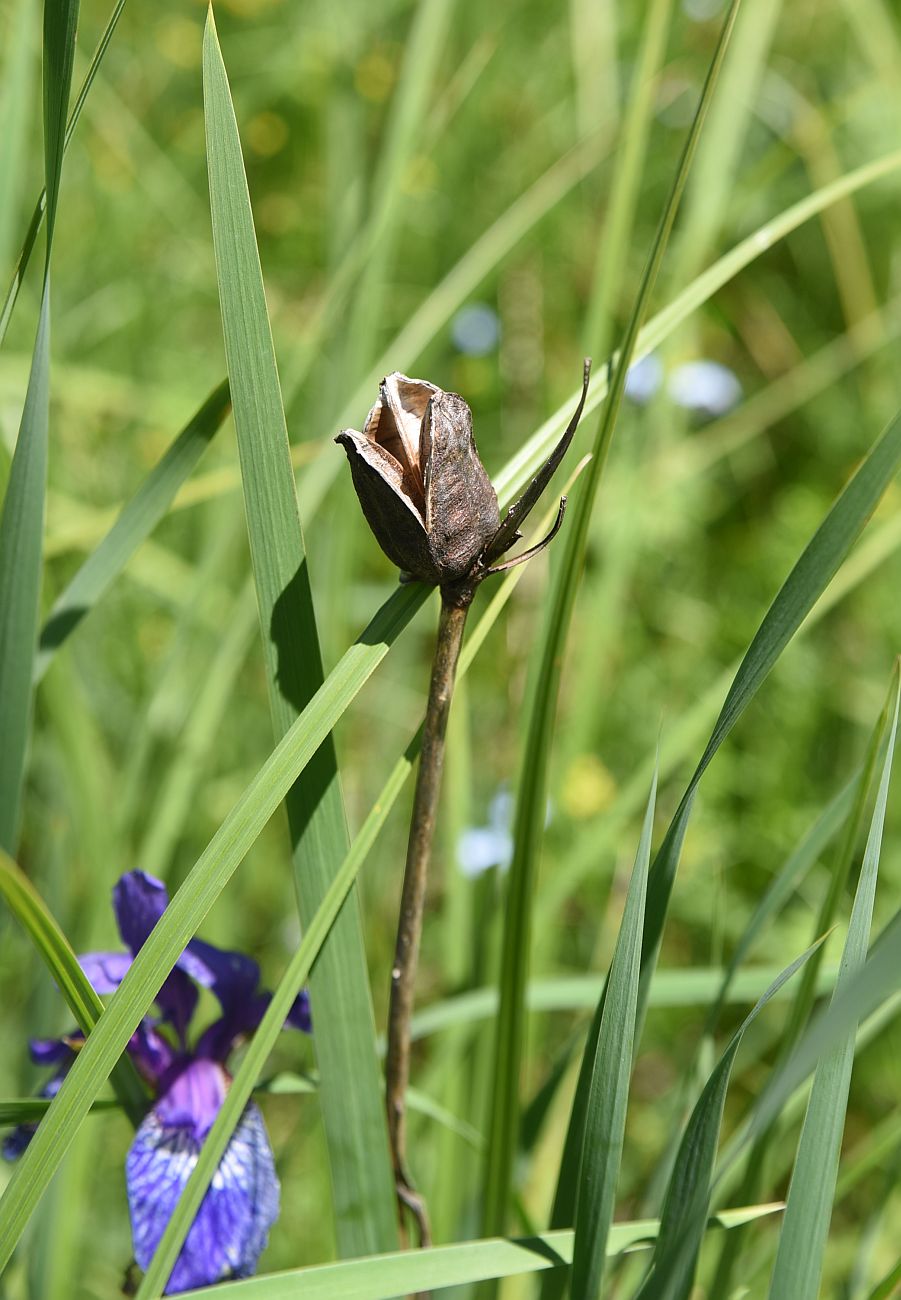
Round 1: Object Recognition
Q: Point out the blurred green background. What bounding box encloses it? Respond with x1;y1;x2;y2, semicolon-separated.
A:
2;0;901;1293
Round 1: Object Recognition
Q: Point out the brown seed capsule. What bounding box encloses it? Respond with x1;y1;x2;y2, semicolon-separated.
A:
336;361;591;596
336;373;499;587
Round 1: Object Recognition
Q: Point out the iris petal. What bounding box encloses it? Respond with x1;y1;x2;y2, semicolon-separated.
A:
126;1061;279;1294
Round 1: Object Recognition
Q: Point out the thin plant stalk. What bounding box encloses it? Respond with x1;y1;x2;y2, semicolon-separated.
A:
385;592;470;1245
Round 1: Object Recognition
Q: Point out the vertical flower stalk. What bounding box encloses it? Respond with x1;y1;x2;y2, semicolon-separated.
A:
386;595;469;1241
337;362;590;1241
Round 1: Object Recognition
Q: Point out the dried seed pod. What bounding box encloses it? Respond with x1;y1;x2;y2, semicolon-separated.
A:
337;361;591;596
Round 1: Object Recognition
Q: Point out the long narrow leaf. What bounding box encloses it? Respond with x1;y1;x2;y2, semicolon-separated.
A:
767;676;900;1298
547;404;901;1242
133;480;583;1296
174;1207;781;1300
35;379;230;681
635;940;826;1300
202;10;396;1257
0;580;426;1270
570;770;656;1300
0;850;146;1122
484;0;744;1240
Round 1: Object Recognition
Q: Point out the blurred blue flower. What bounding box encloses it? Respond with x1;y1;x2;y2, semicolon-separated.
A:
2;870;310;1294
624;353;664;405
458;790;514;877
668;359;742;416
457;790;553;877
450;303;501;356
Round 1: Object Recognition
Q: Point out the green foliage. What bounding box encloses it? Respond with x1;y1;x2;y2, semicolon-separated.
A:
1;0;901;1294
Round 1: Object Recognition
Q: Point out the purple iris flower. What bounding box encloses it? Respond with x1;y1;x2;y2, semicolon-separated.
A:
3;870;311;1294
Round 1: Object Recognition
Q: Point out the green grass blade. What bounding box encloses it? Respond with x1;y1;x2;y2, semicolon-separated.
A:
0;850;146;1123
0;580;426;1270
570;769;656;1300
484;0;745;1241
704;773;859;1034
34;379;229;682
546;405;901;1242
202;9;397;1256
134;485;578;1296
493;149;901;509
0;0;79;851
171;1208;781;1300
634;941;825;1300
0;295;49;853
0;0;36;272
767;677;900;1299
867;1258;901;1300
0;0;127;346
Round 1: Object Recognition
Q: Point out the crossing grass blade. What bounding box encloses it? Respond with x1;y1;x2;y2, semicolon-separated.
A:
708;673;899;1296
0;850;146;1123
767;675;900;1299
483;0;745;1241
171;1207;782;1300
569;770;656;1300
633;940;825;1300
0;0;128;346
0;578;427;1272
35;379;230;682
202;8;398;1257
134;481;583;1297
0;0;79;853
545;403;901;1248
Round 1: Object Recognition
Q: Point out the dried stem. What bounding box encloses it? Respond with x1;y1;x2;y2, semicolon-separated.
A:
385;591;470;1246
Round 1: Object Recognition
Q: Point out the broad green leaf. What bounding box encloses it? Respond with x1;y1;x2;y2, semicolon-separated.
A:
174;1206;782;1300
634;941;825;1300
767;677;900;1299
484;0;744;1240
0;850;146;1122
35;379;230;682
201;10;396;1258
570;770;656;1300
547;404;901;1245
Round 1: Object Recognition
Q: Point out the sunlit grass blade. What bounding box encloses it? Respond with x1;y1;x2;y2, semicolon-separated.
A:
34;379;229;682
569;769;656;1300
0;849;146;1122
0;579;426;1270
0;0;36;272
0;0;128;346
134;484;581;1296
202;9;397;1257
483;0;745;1242
0;0;79;852
0;295;49;853
547;404;901;1247
634;940;825;1300
494;148;901;509
172;1207;782;1300
709;608;901;1297
767;675;900;1299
